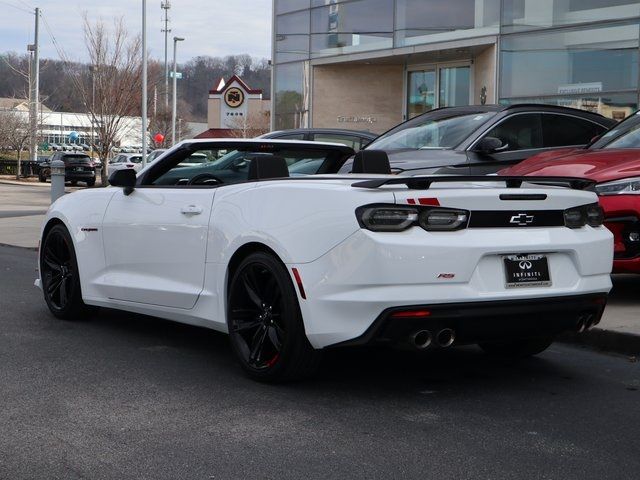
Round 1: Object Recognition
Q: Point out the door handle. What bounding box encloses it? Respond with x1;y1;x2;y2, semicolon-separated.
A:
180;204;203;215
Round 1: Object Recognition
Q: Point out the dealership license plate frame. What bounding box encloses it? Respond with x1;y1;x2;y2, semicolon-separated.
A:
503;254;552;288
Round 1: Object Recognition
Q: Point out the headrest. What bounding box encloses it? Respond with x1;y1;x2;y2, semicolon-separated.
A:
352;150;391;174
248;155;289;180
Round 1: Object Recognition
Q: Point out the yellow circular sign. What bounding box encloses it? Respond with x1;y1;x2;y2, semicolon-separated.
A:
224;87;245;108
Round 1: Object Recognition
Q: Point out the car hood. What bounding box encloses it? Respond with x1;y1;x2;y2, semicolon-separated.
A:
501;148;640;183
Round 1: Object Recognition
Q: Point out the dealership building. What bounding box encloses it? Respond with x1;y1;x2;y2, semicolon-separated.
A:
271;0;640;134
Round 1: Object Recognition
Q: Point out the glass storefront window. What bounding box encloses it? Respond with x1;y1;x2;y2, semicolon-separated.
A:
275;34;310;63
395;0;500;47
499;93;638;121
276;0;310;15
275;10;310;63
502;0;640;33
310;0;393;58
500;21;639;99
274;62;308;130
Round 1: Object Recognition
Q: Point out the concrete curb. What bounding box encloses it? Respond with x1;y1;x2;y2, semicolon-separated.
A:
0;242;38;252
559;329;640;357
0;179;49;187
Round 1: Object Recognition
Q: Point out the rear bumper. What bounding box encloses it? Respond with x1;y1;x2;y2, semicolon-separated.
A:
64;171;96;181
334;294;607;348
294;227;613;349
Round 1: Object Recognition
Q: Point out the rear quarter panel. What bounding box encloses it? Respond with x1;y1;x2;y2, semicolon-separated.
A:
206;181;395;265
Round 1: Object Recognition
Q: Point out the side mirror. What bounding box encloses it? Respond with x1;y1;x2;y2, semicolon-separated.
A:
108;168;136;195
475;136;506;154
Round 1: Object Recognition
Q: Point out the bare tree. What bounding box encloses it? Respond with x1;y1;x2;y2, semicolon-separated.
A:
227;110;270;138
70;15;144;185
0;111;31;179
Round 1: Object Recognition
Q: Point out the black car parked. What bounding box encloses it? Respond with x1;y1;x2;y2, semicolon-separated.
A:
38;152;97;187
260;128;377;152
339;104;616;175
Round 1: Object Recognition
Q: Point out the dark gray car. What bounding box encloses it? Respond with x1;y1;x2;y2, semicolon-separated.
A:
260;128;377;151
339;104;616;175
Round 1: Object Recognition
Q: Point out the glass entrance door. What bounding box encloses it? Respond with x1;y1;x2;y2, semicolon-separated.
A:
407;70;436;118
439;66;470;108
407;64;471;119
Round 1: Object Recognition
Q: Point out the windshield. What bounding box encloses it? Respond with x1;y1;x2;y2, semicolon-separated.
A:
367;112;496;151
591;112;640;149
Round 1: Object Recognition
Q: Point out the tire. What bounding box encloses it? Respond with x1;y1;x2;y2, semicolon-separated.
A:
70;181;78;186
86;179;96;187
227;252;321;382
38;173;46;183
479;337;554;358
40;224;92;320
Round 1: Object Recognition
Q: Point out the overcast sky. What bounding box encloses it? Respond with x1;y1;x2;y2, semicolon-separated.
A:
0;0;272;62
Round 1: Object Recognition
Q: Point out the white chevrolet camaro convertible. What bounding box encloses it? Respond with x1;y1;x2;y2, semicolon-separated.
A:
36;139;613;382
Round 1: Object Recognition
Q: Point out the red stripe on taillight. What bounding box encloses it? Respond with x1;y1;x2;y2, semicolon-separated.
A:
391;310;431;318
407;198;416;205
418;198;440;206
292;268;307;300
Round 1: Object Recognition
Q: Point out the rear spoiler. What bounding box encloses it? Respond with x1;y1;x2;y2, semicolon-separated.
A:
351;176;596;191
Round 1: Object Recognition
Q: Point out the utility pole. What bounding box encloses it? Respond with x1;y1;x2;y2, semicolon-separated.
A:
161;1;171;109
171;36;184;145
27;7;40;168
141;0;148;169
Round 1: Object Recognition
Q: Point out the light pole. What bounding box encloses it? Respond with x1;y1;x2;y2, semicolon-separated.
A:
141;0;148;169
161;1;171;109
27;7;40;168
171;36;184;146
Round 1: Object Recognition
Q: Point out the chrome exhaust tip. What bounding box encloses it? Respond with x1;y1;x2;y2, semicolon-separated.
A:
412;330;432;350
436;328;456;348
575;317;586;333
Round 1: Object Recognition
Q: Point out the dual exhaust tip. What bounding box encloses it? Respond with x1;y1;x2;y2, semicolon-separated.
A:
411;328;455;350
575;313;598;333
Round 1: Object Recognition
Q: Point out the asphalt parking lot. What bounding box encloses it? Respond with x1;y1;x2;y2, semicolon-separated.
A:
1;245;639;480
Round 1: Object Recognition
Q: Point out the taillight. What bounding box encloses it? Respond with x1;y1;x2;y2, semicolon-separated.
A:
564;203;604;228
419;209;468;231
126;164;134;168
356;205;469;232
359;207;418;232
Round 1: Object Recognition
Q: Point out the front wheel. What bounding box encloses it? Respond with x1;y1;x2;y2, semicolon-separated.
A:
227;252;321;382
479;337;554;358
40;224;92;320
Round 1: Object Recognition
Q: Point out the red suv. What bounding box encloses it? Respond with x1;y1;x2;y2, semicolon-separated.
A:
501;113;640;273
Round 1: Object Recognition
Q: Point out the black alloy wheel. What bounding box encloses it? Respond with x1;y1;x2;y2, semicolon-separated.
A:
227;252;320;382
40;224;91;320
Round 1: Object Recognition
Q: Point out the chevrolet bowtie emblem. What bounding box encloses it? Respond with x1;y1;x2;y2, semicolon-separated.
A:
510;213;534;226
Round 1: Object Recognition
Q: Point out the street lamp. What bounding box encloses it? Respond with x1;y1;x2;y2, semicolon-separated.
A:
171;36;184;146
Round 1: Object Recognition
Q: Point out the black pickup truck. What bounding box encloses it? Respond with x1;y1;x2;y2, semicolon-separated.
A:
38;152;96;187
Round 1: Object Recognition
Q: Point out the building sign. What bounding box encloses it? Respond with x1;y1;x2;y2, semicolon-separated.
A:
220;84;249;128
337;115;378;124
207;75;265;131
558;82;603;95
224;87;245;109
